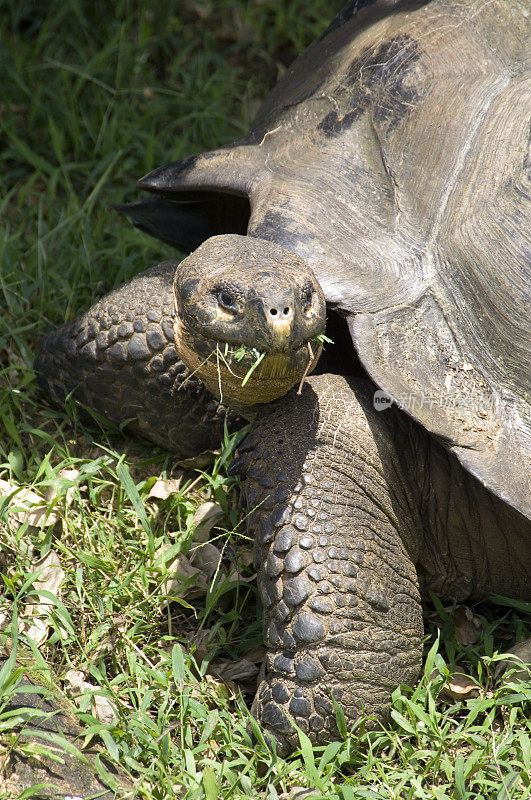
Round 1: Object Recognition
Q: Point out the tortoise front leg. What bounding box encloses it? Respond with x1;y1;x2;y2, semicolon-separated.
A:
35;261;239;458
237;374;424;754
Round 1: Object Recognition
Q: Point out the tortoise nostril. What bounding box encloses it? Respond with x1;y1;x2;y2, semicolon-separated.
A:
268;305;292;318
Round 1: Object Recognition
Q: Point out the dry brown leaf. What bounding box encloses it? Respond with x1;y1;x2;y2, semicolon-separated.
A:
189;542;222;579
0;345;25;384
64;669;118;724
225;566;255;585
209;658;260;682
0;607;9;630
177;451;217;470
42;467;80;506
20;551;65;647
237;548;254;568
147;476;183;500
0;479;58;528
21;617;49;648
192;501;224;543
280;789;324;800
242;645;266;664
189;629;213;662
92;692;119;725
176;554;205;581
156;539;225;605
439;669;479;701
495;639;531;683
161;552;206;602
64;668;86;698
453;605;482;645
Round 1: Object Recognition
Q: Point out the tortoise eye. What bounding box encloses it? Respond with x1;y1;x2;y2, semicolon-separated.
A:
217;290;238;313
302;286;313;311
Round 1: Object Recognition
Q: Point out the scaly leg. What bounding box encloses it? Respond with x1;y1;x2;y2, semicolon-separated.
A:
236;374;424;753
35;262;239;458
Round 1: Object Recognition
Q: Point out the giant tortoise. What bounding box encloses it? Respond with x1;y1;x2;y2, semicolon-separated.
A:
36;0;530;753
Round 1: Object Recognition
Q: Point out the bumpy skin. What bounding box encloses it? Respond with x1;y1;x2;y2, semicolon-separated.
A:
235;375;424;753
37;267;531;755
35;262;237;458
235;374;530;753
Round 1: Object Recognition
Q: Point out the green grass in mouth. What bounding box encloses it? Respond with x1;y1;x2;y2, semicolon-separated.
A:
313;333;334;348
218;343;266;387
221;336;333;388
218;333;334;389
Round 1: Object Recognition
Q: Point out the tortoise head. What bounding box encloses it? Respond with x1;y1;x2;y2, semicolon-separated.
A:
173;234;326;409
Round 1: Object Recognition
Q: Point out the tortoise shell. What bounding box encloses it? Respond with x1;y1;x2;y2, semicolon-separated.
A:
118;0;531;517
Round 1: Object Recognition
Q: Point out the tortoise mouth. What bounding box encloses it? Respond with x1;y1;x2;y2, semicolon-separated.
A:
173;316;322;408
211;337;322;385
